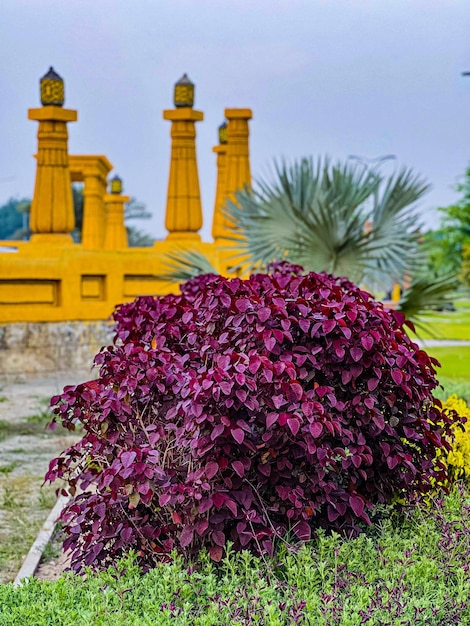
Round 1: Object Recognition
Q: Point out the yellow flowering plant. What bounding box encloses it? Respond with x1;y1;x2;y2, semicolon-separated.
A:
437;395;470;483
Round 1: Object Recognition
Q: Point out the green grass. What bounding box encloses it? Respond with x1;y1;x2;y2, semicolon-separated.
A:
1;487;470;624
0;462;19;477
425;346;470;403
429;346;470;380
0;415;65;443
412;309;470;340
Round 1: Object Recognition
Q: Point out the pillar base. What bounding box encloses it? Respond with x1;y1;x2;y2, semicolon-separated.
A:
164;232;201;242
29;233;74;246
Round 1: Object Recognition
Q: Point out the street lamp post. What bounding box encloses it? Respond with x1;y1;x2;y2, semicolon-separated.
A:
347;154;396;171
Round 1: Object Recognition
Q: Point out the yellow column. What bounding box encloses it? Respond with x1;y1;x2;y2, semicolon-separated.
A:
28;105;77;245
163;108;204;240
162;74;204;241
224;108;252;199
104;193;130;250
70;156;113;249
391;284;401;302
211;143;228;241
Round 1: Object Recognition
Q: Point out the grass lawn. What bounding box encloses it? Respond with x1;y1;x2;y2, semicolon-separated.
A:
411;308;470;340
421;346;470;403
428;346;470;380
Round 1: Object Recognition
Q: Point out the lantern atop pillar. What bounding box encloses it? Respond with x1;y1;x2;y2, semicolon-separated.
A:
110;175;123;194
40;67;65;106
174;73;195;108
218;121;228;144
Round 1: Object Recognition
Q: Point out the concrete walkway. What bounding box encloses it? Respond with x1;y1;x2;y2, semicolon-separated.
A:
415;340;470;348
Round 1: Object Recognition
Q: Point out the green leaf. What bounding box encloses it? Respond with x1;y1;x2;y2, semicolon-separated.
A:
157;248;219;283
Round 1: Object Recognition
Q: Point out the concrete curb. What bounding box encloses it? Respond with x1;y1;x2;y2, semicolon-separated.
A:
13;494;69;587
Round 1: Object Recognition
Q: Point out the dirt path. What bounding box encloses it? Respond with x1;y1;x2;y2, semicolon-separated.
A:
0;370;90;583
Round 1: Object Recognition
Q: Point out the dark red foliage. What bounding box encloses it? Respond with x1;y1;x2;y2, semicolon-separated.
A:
45;265;453;572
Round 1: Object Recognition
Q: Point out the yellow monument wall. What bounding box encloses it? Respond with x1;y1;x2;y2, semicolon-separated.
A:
0;71;252;326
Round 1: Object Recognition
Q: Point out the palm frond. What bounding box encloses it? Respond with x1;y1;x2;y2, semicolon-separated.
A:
398;272;460;333
157;248;219;283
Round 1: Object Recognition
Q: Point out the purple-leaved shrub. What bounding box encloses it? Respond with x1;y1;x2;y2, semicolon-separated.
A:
46;263;453;572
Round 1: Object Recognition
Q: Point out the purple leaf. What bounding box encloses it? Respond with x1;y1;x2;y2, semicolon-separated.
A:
121;451;137;468
349;495;364;517
205;461;219;479
327;505;340;522
237;298;252;312
266;413;278;428
264;336;276;352
372;414;385;431
248;356;261;374
287;418;300;436
258;307;271;322
180;526;194;548
195;519;209;535
350;347;363;362
198;498;212;514
293;521;311;541
212;493;226;508
323;319;336;334
209;546;223;562
231;428;245;444
272;394;285;409
231;460;245;477
158;493;171;506
212;530;226;546
211;424;225;440
225;498;238;516
361;335;374;351
309;422;323;438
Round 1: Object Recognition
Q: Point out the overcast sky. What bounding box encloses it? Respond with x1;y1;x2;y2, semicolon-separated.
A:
1;0;469;240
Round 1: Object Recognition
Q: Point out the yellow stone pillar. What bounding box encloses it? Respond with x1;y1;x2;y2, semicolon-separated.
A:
28;68;77;245
104;176;129;250
69;155;113;249
391;284;401;303
211;122;229;242
163;74;204;241
224;108;252;199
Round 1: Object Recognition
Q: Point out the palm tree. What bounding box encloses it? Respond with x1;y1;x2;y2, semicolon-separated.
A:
223;157;427;291
159;157;458;325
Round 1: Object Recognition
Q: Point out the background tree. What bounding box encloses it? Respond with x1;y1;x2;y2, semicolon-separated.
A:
0;198;29;240
0;185;153;246
423;165;470;280
461;244;470;288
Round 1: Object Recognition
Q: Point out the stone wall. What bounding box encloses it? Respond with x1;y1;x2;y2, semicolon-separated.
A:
0;321;114;380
